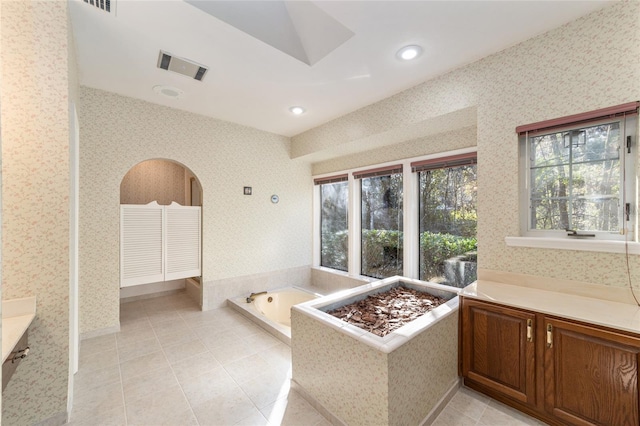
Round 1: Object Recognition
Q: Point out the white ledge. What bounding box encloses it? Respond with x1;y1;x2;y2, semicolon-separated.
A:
505;236;640;254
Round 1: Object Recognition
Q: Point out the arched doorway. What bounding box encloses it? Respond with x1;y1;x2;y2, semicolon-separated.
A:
119;159;203;304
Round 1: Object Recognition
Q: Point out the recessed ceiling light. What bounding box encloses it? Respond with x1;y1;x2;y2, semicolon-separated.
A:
396;45;422;61
289;106;306;115
152;85;184;100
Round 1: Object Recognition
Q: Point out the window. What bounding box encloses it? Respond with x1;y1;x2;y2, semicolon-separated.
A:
357;166;403;278
317;176;348;271
518;104;638;240
414;154;477;287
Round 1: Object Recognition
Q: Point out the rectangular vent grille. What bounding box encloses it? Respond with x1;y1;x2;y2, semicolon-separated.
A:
157;50;208;82
83;0;111;13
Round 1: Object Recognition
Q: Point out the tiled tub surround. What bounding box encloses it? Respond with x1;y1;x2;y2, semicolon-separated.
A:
291;277;461;425
202;265;311;310
228;287;321;345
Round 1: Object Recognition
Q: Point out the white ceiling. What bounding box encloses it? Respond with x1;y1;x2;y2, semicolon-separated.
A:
69;0;614;138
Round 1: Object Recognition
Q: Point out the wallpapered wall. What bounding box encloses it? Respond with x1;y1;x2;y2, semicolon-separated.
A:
79;88;312;334
312;125;476;176
300;2;640;289
120;159;188;205
1;1;74;424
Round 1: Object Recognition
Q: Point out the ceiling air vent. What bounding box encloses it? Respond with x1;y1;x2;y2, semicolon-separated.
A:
157;51;208;82
83;0;111;13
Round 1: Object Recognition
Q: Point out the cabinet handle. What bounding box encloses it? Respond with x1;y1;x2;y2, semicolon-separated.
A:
546;324;553;348
526;319;533;342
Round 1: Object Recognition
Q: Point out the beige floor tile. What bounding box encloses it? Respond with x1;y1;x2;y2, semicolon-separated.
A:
196;327;245;347
208;340;257;365
179;367;239;407
125;384;193;426
122;365;179;402
71;382;125;423
171;351;221;381
68;404;127;426
432;407;479;426
78;348;119;373
257;343;292;372
233;407;270;426
74;363;121;394
479;400;545;425
117;336;161;363
229;319;268;336
80;334;117;357
156;329;199;347
147;309;183;325
238;369;291;409
150;317;191;337
115;327;157;347
163;337;208;364
223;353;272;384
119;350;169;381
242;330;281;351
445;386;489;420
192;385;257;426
119;316;153;334
260;390;326;426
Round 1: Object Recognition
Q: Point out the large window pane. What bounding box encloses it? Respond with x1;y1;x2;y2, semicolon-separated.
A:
419;165;477;288
320;181;348;271
529;121;622;232
361;174;403;278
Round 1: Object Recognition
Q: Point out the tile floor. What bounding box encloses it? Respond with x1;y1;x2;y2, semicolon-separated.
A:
68;292;545;426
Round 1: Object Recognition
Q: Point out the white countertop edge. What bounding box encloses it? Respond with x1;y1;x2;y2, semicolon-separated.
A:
461;281;640;335
505;236;640;254
2;296;37;363
3;295;37;319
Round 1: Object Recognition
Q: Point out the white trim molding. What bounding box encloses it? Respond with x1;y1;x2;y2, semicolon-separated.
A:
505;236;640;255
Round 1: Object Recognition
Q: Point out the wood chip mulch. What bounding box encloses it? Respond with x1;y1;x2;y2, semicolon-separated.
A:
327;286;445;337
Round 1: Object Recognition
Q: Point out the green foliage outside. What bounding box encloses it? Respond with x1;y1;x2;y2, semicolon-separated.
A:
420;231;477;280
321;229;477;280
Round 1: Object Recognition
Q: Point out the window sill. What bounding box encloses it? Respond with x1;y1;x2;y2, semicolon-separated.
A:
505;236;640;255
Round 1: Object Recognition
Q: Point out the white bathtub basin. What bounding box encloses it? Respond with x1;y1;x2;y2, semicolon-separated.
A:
227;287;320;345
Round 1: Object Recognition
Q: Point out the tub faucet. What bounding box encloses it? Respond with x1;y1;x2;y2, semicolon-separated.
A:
246;291;267;303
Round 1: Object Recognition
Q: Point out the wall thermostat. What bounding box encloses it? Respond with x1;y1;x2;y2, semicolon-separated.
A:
271;194;279;204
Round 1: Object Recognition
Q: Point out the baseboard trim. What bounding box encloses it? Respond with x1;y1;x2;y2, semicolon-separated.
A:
34;410;68;426
290;380;346;426
419;378;461;425
80;324;120;340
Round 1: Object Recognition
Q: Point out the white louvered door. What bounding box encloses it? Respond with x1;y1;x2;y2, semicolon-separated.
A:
120;202;201;287
120;202;165;287
165;203;201;281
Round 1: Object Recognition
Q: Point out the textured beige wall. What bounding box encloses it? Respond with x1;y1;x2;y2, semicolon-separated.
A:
1;1;72;423
313;125;476;175
387;314;458;425
120;159;187;205
291;309;389;425
299;2;640;289
79;88;312;334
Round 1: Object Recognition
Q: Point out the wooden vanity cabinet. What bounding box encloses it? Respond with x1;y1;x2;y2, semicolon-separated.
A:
460;297;640;426
460;299;536;405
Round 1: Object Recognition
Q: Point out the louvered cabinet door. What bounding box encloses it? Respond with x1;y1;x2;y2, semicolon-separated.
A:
544;318;640;426
164;203;201;281
120;203;164;287
461;298;537;405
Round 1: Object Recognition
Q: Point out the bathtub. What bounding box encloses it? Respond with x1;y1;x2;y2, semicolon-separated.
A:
227;287;320;345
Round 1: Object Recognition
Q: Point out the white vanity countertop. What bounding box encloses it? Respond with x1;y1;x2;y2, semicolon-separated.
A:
2;296;36;363
461;280;640;335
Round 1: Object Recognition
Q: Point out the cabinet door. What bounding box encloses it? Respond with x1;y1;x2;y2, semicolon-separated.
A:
544;318;640;426
462;299;536;405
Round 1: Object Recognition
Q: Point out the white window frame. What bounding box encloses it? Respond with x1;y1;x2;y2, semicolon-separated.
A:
312;147;477;279
518;114;637;242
